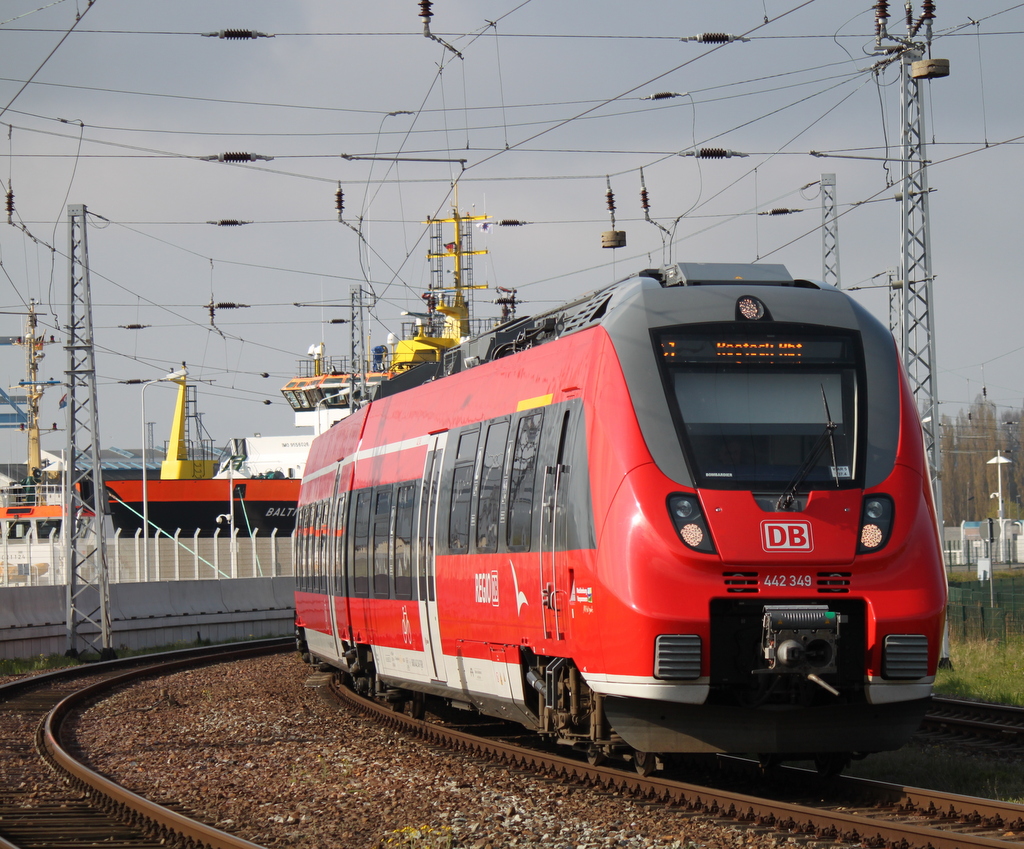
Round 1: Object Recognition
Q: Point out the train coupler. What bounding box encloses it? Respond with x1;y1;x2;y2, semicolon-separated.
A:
759;605;844;693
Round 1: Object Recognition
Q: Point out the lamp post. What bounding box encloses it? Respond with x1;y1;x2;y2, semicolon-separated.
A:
140;368;187;580
988;451;1012;563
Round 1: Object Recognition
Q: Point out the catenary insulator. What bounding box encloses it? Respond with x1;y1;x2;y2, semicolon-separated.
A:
222;151;272;162
758;207;803;216
206;219;251;226
498;219;527;226
4;186;12;223
419;0;433;22
605;188;616;214
640;188;650;211
920;0;935;19
647;92;679;100
203;29;272;39
682;32;749;43
335;184;344;220
680;147;749;159
215;302;250;309
118;324;150;330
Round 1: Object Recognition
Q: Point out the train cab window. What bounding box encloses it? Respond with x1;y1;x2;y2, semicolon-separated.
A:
373;488;393;597
508;411;543;552
352;490;372;597
477;420;510;553
657;326;861;491
395;484;415;599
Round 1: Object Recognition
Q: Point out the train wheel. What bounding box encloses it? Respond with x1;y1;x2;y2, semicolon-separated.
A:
585;747;606;766
633;750;657;776
814;752;850;778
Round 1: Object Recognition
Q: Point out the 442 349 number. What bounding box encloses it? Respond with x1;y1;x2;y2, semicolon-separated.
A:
763;573;812;588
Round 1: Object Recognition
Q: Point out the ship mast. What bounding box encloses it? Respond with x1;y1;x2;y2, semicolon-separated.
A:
387;185;490;372
426;182;489;341
18;300;60;501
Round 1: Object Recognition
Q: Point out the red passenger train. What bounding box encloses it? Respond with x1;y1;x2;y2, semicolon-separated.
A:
294;262;946;772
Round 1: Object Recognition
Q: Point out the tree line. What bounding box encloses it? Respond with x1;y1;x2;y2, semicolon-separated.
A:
940;396;1023;527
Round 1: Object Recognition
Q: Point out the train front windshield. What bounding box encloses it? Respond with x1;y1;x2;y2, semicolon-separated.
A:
657;325;862;491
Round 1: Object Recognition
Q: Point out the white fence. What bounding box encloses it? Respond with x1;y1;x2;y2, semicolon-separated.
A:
0;527;294;587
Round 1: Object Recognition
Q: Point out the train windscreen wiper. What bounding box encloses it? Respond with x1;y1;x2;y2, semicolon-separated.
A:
775;386;840;511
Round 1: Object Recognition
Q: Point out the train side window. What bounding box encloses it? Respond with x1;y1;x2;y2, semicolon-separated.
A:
395;483;415;599
316;500;327;594
352;490;372;597
507;411;543;552
449;464;474;552
477;420;510;553
373;487;393;598
294;505;307;591
457;428;479;461
332;492;347;596
301;504;314;593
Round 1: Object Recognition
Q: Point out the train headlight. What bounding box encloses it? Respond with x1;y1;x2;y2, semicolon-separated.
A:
735;294;771;321
858;494;894;553
667;493;716;554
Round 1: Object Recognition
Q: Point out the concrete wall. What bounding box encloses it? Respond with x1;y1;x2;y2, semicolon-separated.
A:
0;577;296;659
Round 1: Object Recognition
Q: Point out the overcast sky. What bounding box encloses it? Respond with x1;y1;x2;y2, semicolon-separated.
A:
0;0;1021;465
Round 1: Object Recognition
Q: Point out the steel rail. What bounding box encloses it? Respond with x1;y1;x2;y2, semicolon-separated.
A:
925;696;1024;742
2;638;291;849
320;675;1024;849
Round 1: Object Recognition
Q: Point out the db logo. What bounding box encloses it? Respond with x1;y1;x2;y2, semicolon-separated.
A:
761;521;813;551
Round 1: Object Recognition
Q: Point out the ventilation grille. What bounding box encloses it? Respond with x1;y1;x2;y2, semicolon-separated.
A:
654;634;702;680
723;572;758;593
883;634;929;679
816;572;851;593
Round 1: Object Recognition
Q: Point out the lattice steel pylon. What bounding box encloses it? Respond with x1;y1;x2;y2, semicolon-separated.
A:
349;285;366;413
820;173;840;289
64;203;114;659
899;49;943;525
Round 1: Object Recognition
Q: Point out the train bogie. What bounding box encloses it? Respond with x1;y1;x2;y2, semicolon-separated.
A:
295;262;946;768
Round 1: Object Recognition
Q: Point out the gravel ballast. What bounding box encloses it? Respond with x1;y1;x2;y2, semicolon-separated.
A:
69;653;794;849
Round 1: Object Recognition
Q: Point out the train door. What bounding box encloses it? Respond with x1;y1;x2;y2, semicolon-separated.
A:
540;411;571;641
418;431;448;682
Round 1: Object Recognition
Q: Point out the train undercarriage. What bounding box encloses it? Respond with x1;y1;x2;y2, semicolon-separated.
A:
295;619;927;778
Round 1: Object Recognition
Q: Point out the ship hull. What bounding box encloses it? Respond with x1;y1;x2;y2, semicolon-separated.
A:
105;478;299;537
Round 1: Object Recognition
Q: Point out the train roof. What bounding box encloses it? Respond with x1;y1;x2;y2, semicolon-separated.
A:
383;262;815;386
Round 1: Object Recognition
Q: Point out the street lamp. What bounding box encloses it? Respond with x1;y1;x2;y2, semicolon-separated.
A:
987;450;1012;563
140;368;187;580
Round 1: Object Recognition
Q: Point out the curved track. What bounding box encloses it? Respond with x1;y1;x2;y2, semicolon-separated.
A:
313;673;1024;849
0;639;290;849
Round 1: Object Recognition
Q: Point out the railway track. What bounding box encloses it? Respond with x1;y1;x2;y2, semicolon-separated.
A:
8;645;1024;849
0;639;290;849
923;696;1024;749
314;674;1024;849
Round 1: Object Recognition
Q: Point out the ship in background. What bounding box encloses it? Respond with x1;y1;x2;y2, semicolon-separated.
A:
281;188;508;427
2;188;506;554
104;371;310;538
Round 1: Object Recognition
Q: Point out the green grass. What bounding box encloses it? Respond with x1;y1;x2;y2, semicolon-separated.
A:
934;635;1024;706
844;743;1024;801
840;635;1024;801
0;653;80;677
